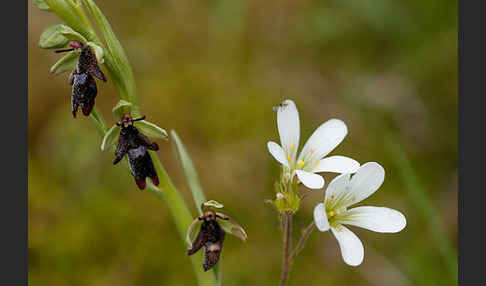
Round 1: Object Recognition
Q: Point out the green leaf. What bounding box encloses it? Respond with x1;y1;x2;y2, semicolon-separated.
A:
112;100;132;121
33;0;51;11
101;125;120;151
50;51;78;75
38;24;69;49
171;130;206;215
57;24;88;43
87;42;104;64
135;120;168;140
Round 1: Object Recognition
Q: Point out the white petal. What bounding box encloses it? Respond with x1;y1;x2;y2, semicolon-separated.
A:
345;162;385;206
331;225;364;266
276;99;300;162
313;203;330;231
325;173;351;209
313;156;360;174
298;119;348;164
295;170;324;189
267;141;289;167
341;206;406;233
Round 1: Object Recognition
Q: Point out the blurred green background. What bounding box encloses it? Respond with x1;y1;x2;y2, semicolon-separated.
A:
28;0;457;285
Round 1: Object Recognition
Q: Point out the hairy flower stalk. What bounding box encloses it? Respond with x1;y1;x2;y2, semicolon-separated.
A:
279;213;292;286
36;1;217;285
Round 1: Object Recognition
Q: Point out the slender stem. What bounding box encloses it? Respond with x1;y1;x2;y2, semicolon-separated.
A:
279;213;292;286
290;221;314;261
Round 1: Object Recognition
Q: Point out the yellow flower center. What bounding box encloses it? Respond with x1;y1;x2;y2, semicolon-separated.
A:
298;160;305;167
290;145;295;151
329;211;335;217
314;161;319;166
287;156;291;161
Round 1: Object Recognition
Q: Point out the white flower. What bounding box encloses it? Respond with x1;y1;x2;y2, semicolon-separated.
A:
267;99;360;189
313;162;406;266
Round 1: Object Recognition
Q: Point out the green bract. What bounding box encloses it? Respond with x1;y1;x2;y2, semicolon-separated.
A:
38;24;69;49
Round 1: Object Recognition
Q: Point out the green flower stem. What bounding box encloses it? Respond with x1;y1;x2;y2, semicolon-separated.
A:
41;1;215;285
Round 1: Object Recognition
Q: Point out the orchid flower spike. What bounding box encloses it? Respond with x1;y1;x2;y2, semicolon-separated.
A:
268;99;360;189
313;162;406;266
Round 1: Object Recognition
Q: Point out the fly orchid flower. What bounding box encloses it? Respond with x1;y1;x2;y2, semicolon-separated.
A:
186;200;247;271
267;99;360;189
313;162;406;266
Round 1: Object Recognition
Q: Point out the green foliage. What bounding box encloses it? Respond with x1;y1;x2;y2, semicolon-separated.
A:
38;24;69;49
172;130;207;215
